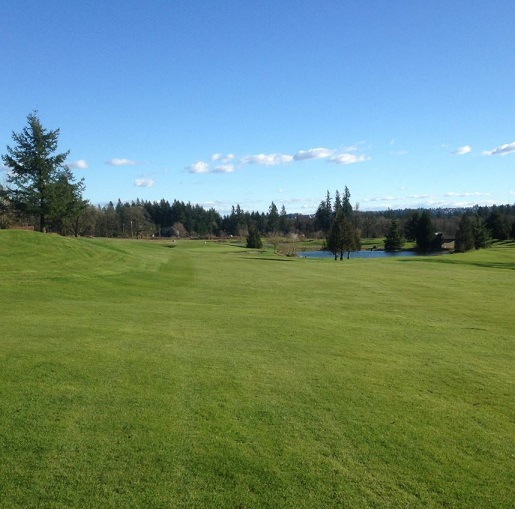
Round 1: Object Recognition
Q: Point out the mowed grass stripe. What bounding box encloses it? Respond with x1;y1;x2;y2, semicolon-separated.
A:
0;231;513;508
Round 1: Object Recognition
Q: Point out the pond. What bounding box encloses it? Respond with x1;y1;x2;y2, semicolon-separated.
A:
298;249;448;259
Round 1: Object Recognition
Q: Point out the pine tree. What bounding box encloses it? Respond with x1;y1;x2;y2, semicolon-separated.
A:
341;186;353;219
279;205;289;234
454;214;475;252
327;216;343;260
1;112;85;233
246;225;262;248
267;201;279;233
49;167;88;235
473;216;492;249
485;209;509;240
404;211;420;241
333;190;342;217
314;191;332;233
326;213;360;260
415;211;435;251
384;219;405;251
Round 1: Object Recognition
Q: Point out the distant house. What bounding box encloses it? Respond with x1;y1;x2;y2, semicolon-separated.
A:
437;232;455;250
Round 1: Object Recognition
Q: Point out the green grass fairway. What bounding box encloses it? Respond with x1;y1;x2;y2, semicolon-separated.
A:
1;231;514;508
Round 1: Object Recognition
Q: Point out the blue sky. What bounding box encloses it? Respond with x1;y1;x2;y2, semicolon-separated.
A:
1;0;514;214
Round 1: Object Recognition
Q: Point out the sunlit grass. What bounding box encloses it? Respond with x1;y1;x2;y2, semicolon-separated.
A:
1;231;513;508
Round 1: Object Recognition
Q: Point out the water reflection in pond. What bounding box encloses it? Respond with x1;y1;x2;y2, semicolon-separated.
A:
299;250;447;259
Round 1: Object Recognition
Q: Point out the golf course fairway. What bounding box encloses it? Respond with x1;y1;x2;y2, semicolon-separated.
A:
1;230;513;508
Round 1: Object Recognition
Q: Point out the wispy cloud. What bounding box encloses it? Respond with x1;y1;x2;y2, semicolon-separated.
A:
213;164;235;173
106;158;138;166
134;178;154;187
328;153;368;165
407;194;430;199
66;159;89;169
293;147;334;161
364;196;398;202
240;153;293;166
453;145;471;155
211;153;234;163
482;141;515;156
444;191;490;197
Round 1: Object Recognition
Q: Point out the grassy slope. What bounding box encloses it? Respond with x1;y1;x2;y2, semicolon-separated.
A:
0;231;513;508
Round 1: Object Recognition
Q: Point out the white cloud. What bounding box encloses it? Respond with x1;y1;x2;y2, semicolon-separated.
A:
66;159;89;169
453;145;471;155
106;158;137;166
134;178;154;188
293;147;334;161
187;161;210;174
365;196;398;202
482;141;515;156
328;153;368;165
213;164;235;173
340;145;359;152
211;153;234;163
240;153;293;166
187;144;368;175
444;191;490;197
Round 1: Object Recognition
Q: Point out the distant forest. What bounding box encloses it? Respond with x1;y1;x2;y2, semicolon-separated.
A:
2;189;515;244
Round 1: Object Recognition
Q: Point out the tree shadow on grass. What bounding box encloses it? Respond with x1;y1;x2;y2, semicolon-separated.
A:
245;257;295;262
397;257;515;270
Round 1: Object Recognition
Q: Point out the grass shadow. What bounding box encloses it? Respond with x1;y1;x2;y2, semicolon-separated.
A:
245;257;295;262
397;257;515;270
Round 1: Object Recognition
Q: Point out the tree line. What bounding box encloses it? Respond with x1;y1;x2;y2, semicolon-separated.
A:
2;113;515;252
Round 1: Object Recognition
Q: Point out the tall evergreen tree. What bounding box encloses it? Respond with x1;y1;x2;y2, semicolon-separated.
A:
314;191;332;233
340;214;361;259
333;190;342;217
415;211;436;251
1;112;84;232
473;216;492;249
327;213;360;260
341;186;353;219
49;167;88;235
246;224;262;248
384;219;405;251
327;215;343;260
485;209;509;240
279;205;289;234
267;201;279;233
404;211;420;241
454;214;475;252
